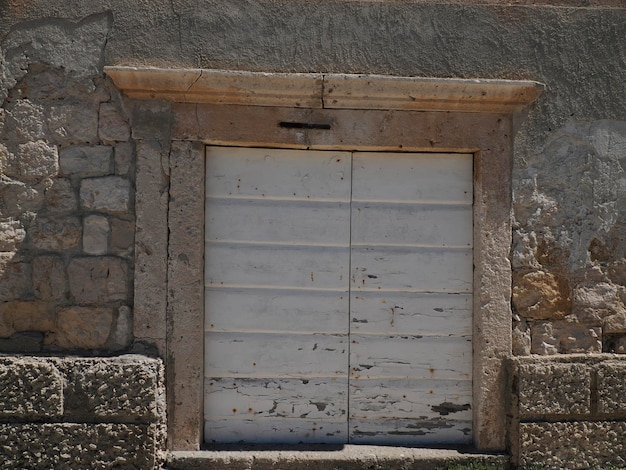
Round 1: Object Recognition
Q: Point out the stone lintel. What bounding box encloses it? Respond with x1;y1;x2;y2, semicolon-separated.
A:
105;67;543;114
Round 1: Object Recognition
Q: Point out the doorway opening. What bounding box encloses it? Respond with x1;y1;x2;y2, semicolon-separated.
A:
203;146;473;445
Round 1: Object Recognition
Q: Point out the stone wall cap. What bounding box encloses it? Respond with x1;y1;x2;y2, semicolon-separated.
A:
507;353;626;366
105;66;543;114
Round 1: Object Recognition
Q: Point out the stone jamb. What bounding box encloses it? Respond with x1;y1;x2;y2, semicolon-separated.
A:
109;68;542;452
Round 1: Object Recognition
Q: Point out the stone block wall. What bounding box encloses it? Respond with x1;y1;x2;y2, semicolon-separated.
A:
507;355;626;468
0;355;165;468
0;13;135;353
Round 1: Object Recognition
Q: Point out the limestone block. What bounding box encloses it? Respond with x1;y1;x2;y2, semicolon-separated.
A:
16;141;59;181
108;305;133;350
0;358;63;418
83;215;109;255
0;177;44;216
32;255;66;301
43;178;77;214
99;103;130;142
573;282;626;324
134;140;169;345
512;321;531;356
59;145;112;177
0;300;54;338
80;176;131;215
597;362;626;414
114;142;133;175
64;356;162;422
511;229;540;270
512;270;570;320
0;254;30;302
603;309;626;334
67;257;129;304
110;217;134;257
47;103;99;145
615;336;626;354
519;422;626;469
515;362;591;416
0;218;26;251
29;216;81;251
0;423;163;469
531;320;602;354
51;306;114;350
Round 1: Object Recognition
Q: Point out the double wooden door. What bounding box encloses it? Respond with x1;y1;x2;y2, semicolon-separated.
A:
204;146;473;445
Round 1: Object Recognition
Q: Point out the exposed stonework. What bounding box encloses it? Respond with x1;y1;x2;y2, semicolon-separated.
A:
80;176;131;215
83;214;110;255
32;255;67;301
67;257;129;304
59;145;113;177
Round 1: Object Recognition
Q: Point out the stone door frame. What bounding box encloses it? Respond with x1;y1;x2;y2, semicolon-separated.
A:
106;67;542;452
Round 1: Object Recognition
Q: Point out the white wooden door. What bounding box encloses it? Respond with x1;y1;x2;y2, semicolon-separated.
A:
204;147;473;445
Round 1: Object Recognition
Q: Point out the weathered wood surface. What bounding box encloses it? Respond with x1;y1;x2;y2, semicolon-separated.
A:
347;152;473;444
206;288;348;334
352;152;472;203
206;147;351;200
350;292;472;336
204;147;473;445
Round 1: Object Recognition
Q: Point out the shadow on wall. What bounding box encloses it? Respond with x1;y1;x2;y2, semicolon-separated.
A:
0;12;136;354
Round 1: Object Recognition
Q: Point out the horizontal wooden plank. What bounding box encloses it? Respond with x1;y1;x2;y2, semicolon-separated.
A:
352;152;472;203
349;378;471;421
350;292;471;336
351;202;472;247
349;418;472;445
350;335;472;380
351;246;472;293
206;147;351;200
205;378;347;420
206;198;350;245
206;244;349;289
205;417;347;444
205;332;348;378
206;288;348;334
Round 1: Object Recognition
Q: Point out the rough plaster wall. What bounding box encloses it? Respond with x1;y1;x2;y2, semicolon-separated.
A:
0;12;135;352
0;1;625;355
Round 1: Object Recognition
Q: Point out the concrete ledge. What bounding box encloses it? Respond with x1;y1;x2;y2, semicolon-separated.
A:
167;447;508;470
0;355;166;468
520;422;626;469
105;67;543;114
0;423;162;469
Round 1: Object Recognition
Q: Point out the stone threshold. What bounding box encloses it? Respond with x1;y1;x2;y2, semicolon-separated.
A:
166;446;509;469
